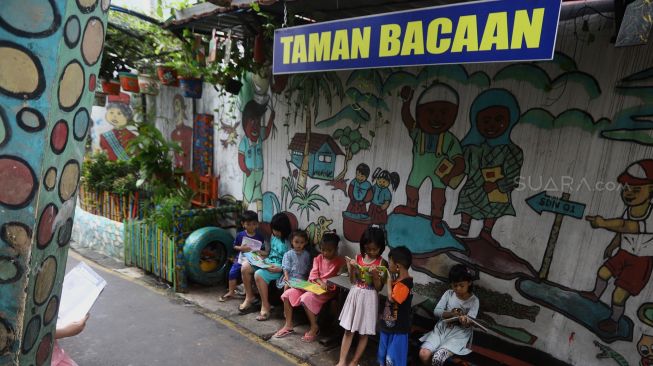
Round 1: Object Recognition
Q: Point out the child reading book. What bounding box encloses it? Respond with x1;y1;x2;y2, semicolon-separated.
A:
337;226;388;366
221;211;263;302
274;232;345;342
278;230;311;290
419;264;479;366
378;246;413;366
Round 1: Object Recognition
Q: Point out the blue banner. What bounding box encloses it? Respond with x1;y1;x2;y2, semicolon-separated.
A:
273;0;562;74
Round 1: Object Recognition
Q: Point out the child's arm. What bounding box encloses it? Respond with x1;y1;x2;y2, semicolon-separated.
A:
283;269;290;283
400;86;415;131
586;215;640;234
371;259;389;292
345;256;358;284
385;273;393;300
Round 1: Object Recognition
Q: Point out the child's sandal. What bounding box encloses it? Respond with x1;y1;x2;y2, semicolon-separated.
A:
300;330;319;342
273;327;294;338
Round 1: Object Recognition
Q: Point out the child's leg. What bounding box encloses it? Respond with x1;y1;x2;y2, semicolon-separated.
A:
240;262;255;307
376;332;389;366
255;271;271;314
283;298;294;329
418;348;433;365
303;304;319;336
336;330;354;366
430;348;452;366
349;334;369;366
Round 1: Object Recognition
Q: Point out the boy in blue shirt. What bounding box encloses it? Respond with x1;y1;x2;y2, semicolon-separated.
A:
220;210;264;302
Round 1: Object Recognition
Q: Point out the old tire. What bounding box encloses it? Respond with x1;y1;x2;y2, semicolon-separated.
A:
183;227;234;286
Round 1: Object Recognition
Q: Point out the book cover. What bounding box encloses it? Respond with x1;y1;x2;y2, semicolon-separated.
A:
287;278;327;295
238;236;263;264
244;252;271;268
481;166;509;203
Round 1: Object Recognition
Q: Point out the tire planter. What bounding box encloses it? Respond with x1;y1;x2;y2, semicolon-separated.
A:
137;74;159;95
179;76;203;98
119;72;140;93
101;80;121;95
156;65;179;86
183;226;234;285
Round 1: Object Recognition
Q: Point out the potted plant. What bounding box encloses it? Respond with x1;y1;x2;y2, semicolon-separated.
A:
119;71;140;93
156;63;179;86
137;63;160;96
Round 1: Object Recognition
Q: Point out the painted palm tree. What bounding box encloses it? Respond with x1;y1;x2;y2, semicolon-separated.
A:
286;73;344;194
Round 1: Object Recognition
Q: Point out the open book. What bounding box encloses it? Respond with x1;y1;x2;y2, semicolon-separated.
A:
443;315;489;332
238;236;263;264
244;252;271;269
287;278;327;295
58;262;107;328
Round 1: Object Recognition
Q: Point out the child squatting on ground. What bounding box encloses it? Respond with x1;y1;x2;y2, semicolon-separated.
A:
337;226;388;366
221;210;263;302
274;232;345;342
240;212;291;320
378;246;413;366
419;264;479;366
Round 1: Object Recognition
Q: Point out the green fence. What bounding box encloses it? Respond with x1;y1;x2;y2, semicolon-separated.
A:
124;220;176;284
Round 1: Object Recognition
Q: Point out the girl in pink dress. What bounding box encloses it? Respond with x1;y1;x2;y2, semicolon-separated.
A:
274;233;345;342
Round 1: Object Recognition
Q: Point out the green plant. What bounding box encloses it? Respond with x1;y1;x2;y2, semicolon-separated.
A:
289;185;329;221
82;152;139;194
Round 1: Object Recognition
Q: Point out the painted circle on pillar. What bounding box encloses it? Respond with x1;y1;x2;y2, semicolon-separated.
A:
101;0;111;12
35;333;53;366
59;160;80;202
0;0;61;38
50;120;69;155
44;167;57;192
21;315;41;354
37;204;58;249
17;107;46;132
58;60;84;112
0;317;13;355
64;15;81;49
1;222;32;253
0;41;45;100
77;0;98;13
43;296;59;326
57;218;73;247
73;108;90;141
0;106;9;148
0;255;22;284
81;17;104;66
0;156;37;209
34;256;57;305
89;73;96;91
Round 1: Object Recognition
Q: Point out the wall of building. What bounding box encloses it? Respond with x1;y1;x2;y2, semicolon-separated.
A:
82;12;653;365
0;0;109;364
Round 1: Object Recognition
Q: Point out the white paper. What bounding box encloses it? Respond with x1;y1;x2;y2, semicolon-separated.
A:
58;262;106;328
237;236;263;264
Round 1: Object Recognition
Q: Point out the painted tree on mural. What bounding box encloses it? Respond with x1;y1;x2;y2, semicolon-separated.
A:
286;73;344;194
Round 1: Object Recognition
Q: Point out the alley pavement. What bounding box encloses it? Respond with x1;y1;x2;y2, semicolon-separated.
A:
59;253;299;366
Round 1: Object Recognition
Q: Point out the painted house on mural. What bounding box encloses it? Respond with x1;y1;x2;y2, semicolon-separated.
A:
69;0;653;365
288;133;344;180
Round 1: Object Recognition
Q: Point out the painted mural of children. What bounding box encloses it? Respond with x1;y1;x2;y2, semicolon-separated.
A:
368;168;401;226
452;89;523;244
238;100;275;216
582;159;653;334
394;84;465;236
344;163;373;220
99;93;135;161
171;94;193;171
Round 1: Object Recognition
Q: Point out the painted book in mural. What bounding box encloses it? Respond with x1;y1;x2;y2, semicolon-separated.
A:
58;262;107;328
287;278;327;295
244;252;271;268
482;166;509;203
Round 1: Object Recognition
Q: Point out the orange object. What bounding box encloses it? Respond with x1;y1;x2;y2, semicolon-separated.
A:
185;172;220;208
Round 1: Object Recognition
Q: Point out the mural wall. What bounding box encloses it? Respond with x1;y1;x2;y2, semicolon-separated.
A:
0;0;109;364
209;15;651;366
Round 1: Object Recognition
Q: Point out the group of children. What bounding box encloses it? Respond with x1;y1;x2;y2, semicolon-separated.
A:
223;210;480;366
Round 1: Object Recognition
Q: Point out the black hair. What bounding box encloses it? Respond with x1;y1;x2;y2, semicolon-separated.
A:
241;210;259;224
106;102;134;121
388;246;412;269
290;230;309;243
372;167;401;191
359;226;386;256
321;232;340;248
355;163;370;177
242;100;267;127
449;264;474;285
270;212;292;240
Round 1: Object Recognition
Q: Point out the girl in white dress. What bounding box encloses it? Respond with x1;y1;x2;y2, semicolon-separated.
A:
418;264;479;366
336;226;388;366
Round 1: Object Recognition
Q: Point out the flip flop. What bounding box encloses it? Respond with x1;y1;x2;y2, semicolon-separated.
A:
301;330;319;342
219;294;235;302
238;301;254;313
256;312;270;321
273;327;294;338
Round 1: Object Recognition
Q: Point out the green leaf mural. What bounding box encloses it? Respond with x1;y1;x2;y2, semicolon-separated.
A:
519;108;612;132
346;69;384;95
551;71;602;99
494;64;551;90
345;87;389;111
316;105;371;128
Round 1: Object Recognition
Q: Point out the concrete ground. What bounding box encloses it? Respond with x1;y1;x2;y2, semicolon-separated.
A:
66;247;380;366
59;250;301;366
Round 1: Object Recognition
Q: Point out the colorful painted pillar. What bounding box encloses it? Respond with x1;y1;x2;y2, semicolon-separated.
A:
0;1;109;364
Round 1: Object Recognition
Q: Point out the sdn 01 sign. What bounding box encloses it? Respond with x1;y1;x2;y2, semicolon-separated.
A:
273;0;562;74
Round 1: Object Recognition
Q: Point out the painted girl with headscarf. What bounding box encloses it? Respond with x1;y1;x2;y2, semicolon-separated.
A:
452;89;523;244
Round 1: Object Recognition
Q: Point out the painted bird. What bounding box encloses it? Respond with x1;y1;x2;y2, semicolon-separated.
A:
220;121;240;148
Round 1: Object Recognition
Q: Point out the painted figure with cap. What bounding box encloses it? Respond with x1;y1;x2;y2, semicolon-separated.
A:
394;83;465;236
582;159;653;334
99;93;135;161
